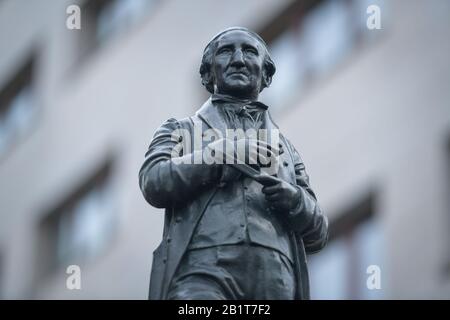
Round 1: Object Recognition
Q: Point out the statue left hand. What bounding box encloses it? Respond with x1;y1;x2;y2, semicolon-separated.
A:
258;175;301;213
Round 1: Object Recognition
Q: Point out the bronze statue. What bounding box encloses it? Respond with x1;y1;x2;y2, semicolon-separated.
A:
139;27;328;300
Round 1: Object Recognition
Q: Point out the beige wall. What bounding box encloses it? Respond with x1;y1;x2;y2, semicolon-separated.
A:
0;0;449;299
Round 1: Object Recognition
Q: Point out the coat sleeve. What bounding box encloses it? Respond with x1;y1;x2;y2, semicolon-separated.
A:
285;140;329;254
138;118;221;209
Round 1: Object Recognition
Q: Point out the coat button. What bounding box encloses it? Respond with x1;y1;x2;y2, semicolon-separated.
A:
278;143;284;154
283;161;289;167
178;136;183;142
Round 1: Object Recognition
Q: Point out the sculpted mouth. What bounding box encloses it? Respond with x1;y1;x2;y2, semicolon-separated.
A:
228;71;248;77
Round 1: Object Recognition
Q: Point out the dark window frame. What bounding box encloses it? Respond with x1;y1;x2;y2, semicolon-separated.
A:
35;156;116;282
0;54;38;160
309;191;381;299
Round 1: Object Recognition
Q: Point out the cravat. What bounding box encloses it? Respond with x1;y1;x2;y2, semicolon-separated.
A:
240;105;262;130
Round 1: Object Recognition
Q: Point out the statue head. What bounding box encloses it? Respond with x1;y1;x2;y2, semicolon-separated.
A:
199;27;276;100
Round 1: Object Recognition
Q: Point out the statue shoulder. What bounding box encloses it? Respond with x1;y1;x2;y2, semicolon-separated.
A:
150;118;180;139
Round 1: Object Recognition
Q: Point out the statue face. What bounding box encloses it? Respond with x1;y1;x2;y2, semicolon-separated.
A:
212;30;265;100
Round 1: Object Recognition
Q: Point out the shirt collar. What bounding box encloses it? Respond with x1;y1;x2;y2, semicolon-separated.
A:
211;93;269;112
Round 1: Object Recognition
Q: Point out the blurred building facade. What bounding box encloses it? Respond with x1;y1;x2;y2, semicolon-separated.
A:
0;0;449;299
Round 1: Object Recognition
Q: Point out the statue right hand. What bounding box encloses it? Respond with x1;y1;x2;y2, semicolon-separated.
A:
205;138;279;167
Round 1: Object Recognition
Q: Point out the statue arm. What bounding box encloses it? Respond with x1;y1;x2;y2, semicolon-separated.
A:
139;118;221;208
285;142;329;254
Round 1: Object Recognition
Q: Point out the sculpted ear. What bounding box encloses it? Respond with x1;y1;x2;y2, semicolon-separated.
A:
202;69;215;94
261;66;272;90
262;68;272;88
261;55;275;91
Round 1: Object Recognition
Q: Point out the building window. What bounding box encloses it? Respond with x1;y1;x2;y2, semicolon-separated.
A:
308;193;386;299
79;0;159;60
0;57;36;157
258;0;387;112
38;159;117;276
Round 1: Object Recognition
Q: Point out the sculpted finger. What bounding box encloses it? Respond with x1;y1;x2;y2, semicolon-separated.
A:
257;140;280;155
258;174;281;187
265;192;282;201
262;184;281;194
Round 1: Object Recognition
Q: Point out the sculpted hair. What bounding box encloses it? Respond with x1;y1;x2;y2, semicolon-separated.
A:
199;27;276;94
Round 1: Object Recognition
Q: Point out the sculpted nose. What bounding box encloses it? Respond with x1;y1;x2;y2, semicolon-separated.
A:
230;49;245;67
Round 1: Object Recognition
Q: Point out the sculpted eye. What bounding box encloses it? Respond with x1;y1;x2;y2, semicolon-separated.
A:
244;47;258;55
217;47;232;55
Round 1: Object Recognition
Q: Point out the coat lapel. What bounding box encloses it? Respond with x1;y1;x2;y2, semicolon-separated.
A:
195;98;228;137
